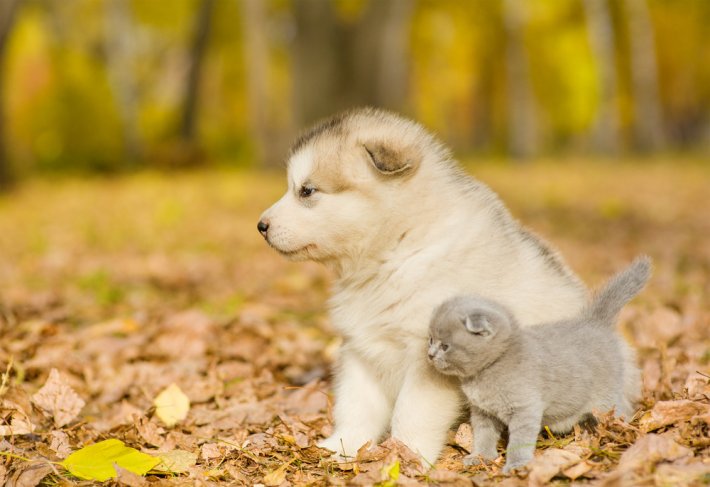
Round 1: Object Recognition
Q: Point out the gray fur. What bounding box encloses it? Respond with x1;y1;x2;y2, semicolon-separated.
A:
427;256;651;473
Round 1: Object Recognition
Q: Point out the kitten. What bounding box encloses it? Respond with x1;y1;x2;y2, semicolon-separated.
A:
428;256;650;473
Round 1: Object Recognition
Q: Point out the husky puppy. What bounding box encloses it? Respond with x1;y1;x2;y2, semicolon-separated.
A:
428;257;649;472
258;108;588;462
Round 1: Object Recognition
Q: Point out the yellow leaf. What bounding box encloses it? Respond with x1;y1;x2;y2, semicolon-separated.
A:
60;439;160;482
153;384;190;427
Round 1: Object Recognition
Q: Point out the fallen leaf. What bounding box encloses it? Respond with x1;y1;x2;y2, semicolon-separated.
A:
527;448;582;486
654;461;710;485
153;383;190;427
618;434;693;472
0;416;35;436
684;372;710;401
562;460;593;480
154;449;198;473
49;430;72;458
114;464;147;487
263;461;291;486
639;400;710;432
6;463;52;487
60;439;160;481
453;422;472;453
31;369;85;427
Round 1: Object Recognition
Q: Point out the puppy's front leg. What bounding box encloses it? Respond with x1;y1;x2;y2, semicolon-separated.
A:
390;364;462;464
318;350;392;459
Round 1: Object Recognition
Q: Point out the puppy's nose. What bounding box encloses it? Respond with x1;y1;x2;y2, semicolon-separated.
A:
427;350;435;360
257;220;269;237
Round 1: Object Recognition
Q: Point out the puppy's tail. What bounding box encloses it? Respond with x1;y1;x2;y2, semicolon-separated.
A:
583;255;652;326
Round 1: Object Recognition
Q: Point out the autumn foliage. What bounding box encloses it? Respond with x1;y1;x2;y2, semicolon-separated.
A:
0;162;709;485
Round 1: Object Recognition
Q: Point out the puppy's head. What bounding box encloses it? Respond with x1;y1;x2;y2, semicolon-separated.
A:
258;108;439;263
428;295;515;377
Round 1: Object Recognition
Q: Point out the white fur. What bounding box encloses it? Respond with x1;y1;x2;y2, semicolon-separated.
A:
259;109;588;463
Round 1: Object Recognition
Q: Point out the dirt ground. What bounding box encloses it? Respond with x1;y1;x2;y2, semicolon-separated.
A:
0;160;708;485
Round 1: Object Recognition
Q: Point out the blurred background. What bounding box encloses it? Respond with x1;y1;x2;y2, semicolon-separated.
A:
1;0;709;185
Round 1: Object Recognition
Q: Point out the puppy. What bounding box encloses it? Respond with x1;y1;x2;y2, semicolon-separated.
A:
258;108;587;462
428;257;649;472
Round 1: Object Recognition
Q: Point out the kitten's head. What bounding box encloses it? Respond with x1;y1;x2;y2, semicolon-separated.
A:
428;295;516;377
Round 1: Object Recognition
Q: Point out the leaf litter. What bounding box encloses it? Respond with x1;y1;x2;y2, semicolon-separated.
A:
0;166;709;485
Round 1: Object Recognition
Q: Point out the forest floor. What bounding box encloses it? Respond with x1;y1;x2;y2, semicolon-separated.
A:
0;160;709;486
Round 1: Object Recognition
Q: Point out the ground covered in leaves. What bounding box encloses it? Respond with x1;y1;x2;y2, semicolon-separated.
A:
0;160;709;486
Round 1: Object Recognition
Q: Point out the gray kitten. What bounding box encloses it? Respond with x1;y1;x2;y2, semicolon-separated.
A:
428;256;650;473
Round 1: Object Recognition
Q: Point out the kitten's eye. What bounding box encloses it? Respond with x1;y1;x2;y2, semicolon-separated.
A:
299;185;316;198
441;343;450;352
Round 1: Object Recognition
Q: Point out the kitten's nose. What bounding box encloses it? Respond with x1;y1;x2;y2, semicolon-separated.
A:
257;219;269;237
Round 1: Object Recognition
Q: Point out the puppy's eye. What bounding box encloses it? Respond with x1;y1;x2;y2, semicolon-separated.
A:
441;343;450;352
428;336;433;346
299;185;316;198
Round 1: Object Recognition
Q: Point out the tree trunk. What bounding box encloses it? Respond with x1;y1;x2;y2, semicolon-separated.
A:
502;0;538;159
180;0;215;145
241;0;284;167
583;0;620;154
103;0;142;164
291;0;414;128
0;0;22;188
355;0;414;111
624;0;665;151
291;0;343;126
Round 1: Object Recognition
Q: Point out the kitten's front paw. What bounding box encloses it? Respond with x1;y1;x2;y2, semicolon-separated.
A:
502;459;529;474
463;453;488;467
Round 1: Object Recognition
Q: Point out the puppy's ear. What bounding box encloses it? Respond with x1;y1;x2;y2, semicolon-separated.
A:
363;142;419;176
464;314;493;337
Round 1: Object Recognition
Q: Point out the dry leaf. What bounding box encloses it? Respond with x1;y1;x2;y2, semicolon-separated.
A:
263;462;290;486
6;463;52;487
31;369;85;427
527;448;582;486
154;449;198;473
0;416;35;436
453;422;472;453
153;384;190;427
618;434;693;472
49;430;72;458
639;399;710;432
114;464;148;487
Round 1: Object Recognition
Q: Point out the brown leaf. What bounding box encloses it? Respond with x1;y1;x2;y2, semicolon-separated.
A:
654;460;710;485
527;448;582;486
114;464;148;487
453;422;473;453
618;434;693;472
263;462;290;486
639;399;710;432
7;463;52;487
684;372;710;401
31;369;85;427
48;430;72;458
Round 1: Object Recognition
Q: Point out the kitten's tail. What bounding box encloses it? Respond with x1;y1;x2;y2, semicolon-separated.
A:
583;255;652;326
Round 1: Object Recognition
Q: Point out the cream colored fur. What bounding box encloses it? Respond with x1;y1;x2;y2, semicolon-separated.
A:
258;108;588;463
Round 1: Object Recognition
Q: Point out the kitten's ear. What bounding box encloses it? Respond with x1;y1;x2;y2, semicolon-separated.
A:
464;314;493;336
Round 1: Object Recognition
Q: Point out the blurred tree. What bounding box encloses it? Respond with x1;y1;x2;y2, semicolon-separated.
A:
503;0;538;159
624;0;666;151
241;0;275;166
104;0;142;164
0;0;22;188
291;0;414;127
583;0;620;154
180;0;215;158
